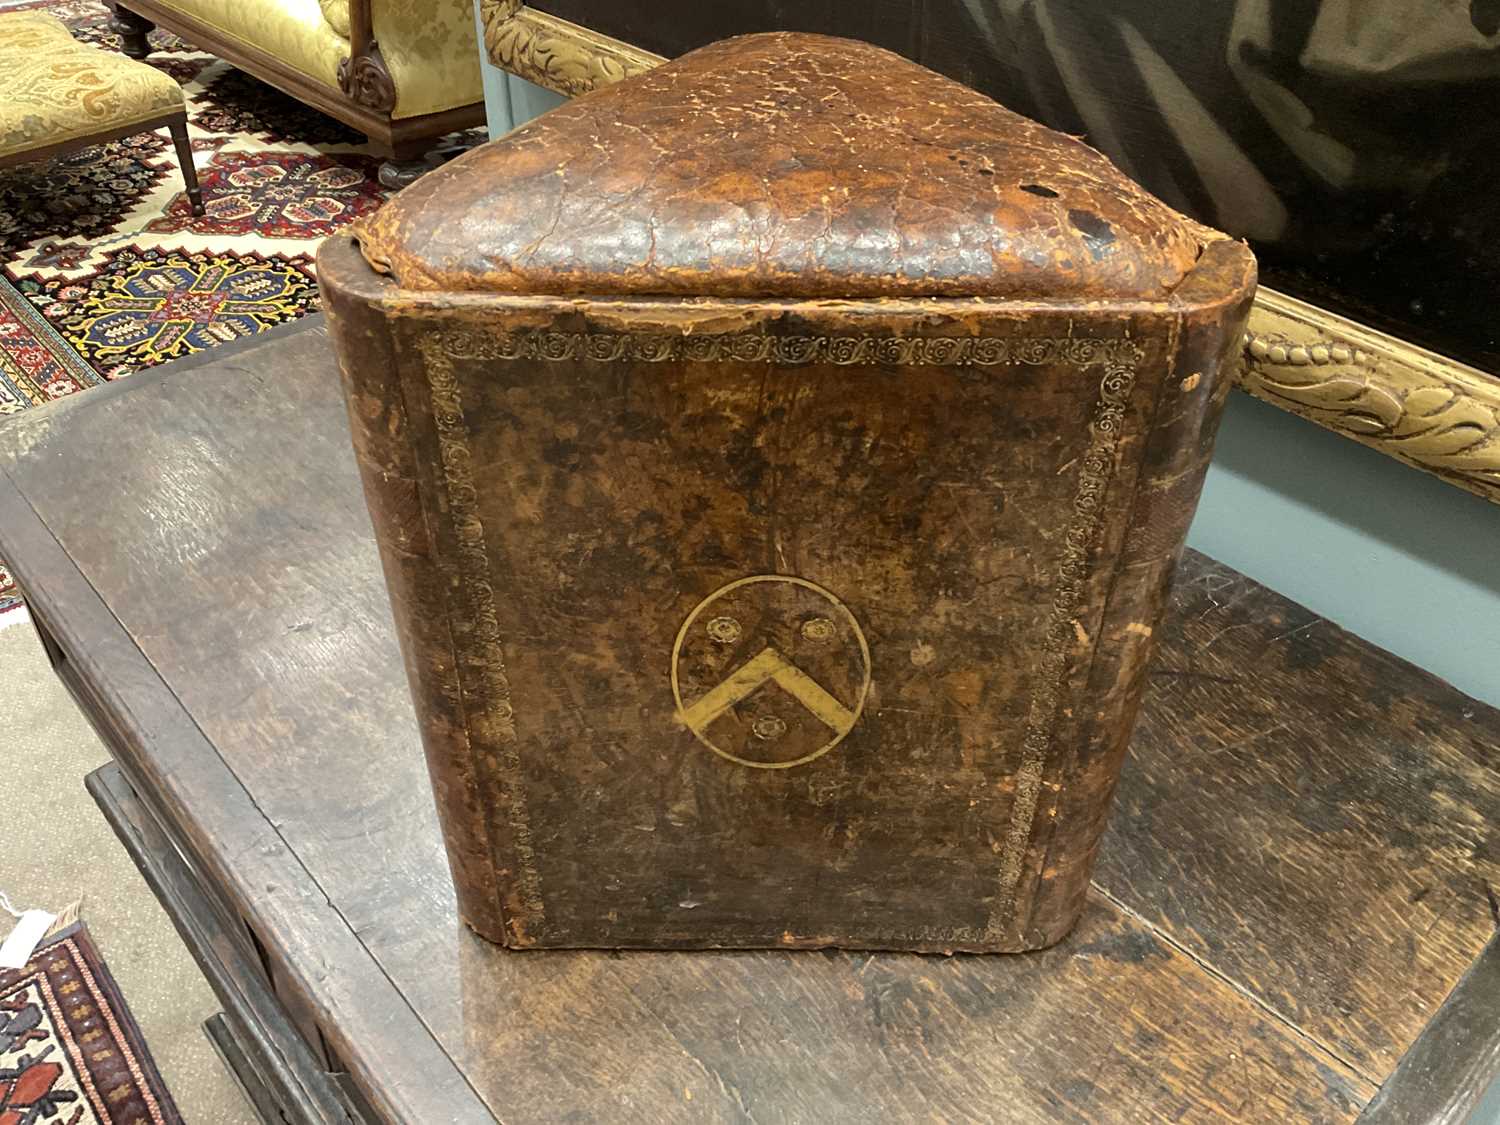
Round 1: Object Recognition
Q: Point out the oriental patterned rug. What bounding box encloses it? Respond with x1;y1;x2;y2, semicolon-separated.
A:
0;0;476;614
0;923;182;1124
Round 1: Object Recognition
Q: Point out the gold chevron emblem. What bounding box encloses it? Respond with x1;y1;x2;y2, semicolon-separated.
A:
671;575;871;769
679;647;857;735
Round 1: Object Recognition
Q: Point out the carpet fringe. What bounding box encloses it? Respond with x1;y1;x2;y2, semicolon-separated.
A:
45;899;83;939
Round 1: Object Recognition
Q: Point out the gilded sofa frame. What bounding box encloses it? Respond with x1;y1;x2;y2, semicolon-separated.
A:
478;0;1500;505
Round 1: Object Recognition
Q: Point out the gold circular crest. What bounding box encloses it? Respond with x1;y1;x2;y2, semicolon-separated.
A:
671;575;871;769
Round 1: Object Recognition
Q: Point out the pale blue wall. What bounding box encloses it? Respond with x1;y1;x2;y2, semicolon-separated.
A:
1189;391;1500;709
1479;1070;1500;1124
478;69;567;139
472;1;566;139
472;0;512;140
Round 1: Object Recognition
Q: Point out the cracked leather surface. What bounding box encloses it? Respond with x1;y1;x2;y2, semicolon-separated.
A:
353;31;1204;299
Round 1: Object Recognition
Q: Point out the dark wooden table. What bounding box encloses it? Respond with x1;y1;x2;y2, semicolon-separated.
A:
2;317;1497;1124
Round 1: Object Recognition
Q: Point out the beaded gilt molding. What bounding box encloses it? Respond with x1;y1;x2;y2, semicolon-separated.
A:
416;325;1141;942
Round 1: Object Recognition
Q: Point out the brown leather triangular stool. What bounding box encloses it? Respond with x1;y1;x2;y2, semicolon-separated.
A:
318;32;1256;953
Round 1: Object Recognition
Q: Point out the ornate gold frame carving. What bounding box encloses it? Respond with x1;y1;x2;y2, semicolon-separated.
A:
475;8;1500;504
1243;288;1500;502
479;0;663;97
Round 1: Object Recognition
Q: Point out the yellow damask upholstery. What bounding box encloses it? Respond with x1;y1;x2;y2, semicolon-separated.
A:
371;0;482;119
318;0;351;39
142;0;481;119
0;12;185;159
151;0;348;99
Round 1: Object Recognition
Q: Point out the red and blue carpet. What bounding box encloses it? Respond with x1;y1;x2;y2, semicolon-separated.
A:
1;923;182;1124
0;0;474;613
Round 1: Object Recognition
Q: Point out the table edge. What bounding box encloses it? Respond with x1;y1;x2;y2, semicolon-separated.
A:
0;467;498;1125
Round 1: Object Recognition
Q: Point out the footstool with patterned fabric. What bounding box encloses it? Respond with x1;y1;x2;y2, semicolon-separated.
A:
0;11;203;215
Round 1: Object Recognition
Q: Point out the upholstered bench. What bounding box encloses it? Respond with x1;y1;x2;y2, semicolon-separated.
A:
0;11;202;215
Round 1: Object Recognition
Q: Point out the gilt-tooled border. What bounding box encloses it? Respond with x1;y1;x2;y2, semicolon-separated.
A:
423;327;1142;941
435;326;1143;368
420;338;547;930
988;358;1138;937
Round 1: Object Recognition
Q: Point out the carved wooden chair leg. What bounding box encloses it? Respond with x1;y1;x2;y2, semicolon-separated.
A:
167;116;203;216
108;4;154;59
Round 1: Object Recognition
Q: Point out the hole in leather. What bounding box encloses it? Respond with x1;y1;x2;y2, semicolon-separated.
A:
1021;184;1059;198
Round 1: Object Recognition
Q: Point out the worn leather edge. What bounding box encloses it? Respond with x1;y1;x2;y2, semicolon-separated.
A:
342;283;1194;322
1030;239;1258;944
317;238;511;943
343;213;1217;322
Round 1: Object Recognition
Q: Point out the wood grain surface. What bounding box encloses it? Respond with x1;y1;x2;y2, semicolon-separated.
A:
0;320;1495;1121
1096;557;1500;1078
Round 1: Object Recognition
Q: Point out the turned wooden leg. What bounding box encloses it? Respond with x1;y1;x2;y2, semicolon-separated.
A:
377;136;481;190
377;158;431;190
109;4;155;59
168;117;204;216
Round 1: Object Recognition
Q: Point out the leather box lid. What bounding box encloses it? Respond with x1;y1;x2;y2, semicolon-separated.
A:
354;32;1205;301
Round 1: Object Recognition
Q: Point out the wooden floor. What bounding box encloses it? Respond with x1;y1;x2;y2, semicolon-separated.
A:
0;318;1496;1123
